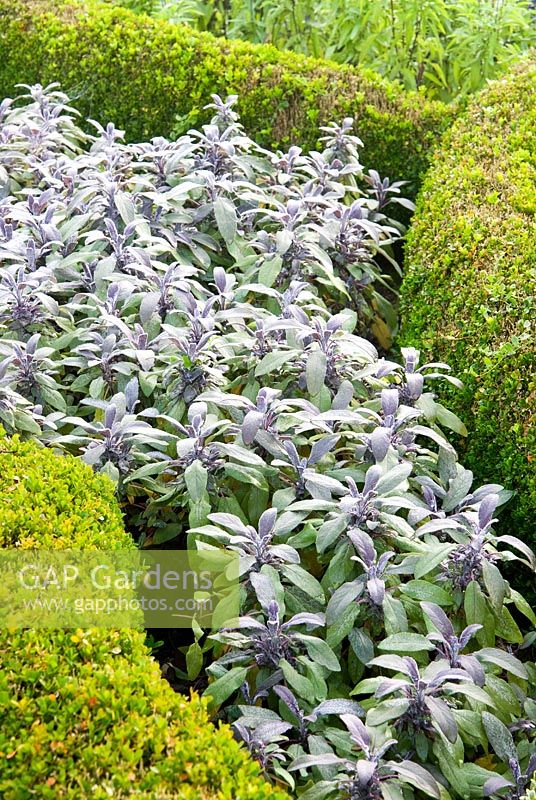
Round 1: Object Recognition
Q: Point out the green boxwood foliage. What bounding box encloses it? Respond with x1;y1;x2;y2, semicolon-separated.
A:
0;435;132;549
399;60;536;547
0;628;288;800
0;0;452;196
0;436;288;800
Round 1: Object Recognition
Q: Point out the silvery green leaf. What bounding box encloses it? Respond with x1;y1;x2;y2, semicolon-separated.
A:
307;350;327;397
414;544;456;579
426;696;458;742
317;515;348;553
289;753;344;771
389;761;440;799
115;191;136;224
476;648;528;680
332;379;354;410
482;561;506;613
250;571;277;610
367;699;410;726
348;628;374;665
203;666;250;707
379;633;434;652
494;535;535;567
255;350;296;377
280;660;315;699
311;699;365;719
184;459;208;503
326;580;363;624
295;634;340;672
213;196;237;243
482;712;517;765
376;462;412;494
280;563;325;600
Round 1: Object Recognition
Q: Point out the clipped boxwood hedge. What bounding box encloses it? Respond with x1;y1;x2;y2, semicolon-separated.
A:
0;0;452;195
0;436;287;800
399;60;536;545
0;435;132;550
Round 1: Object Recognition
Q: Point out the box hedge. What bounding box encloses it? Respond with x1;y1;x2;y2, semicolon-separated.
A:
0;436;287;800
399;60;536;546
0;0;452;196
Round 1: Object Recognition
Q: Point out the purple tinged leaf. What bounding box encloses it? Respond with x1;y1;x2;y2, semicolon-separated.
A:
258;507;277;539
213;266;227;293
368;655;415;675
273;685;301;717
381;388;399;417
241;410;264;445
458;655;486;687
26;333;40;354
340;714;370;750
405;372;424;400
483;776;514;796
363;464;382;495
478;493;500;529
375;679;410;699
426;696;457;743
370;427;390;462
402;657;420;683
283;440;300;467
390;761;440;799
233;615;267;630
377;551;395;573
104;403;117;429
208;513;249;535
124;377;138;410
356;760;376;787
284;611;325;629
367;576;385;606
459;623;482;649
421;601;454;639
348;529;376;564
326;313;347;332
309;434;339;465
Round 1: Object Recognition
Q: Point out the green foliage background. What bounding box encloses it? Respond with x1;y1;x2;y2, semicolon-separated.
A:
116;0;536;102
0;0;453;198
399;59;536;550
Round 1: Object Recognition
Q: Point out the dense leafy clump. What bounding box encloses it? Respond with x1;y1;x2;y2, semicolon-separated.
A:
0;0;452;197
0;86;534;800
118;0;536;101
0;432;131;548
399;59;536;555
1;628;289;800
0;436;288;800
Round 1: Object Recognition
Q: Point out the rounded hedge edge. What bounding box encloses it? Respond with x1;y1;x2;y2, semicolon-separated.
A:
0;435;288;800
0;0;454;197
399;59;536;547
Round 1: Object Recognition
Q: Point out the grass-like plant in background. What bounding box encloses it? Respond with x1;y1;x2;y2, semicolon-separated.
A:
116;0;536;101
